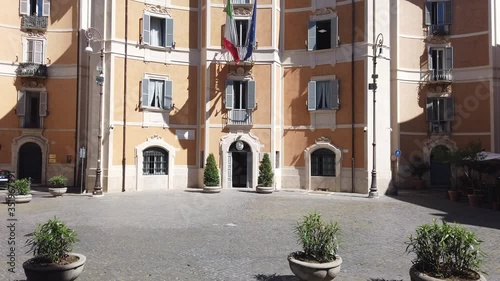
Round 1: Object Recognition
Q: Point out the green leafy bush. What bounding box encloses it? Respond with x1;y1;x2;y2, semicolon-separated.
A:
294;211;341;263
405;220;485;278
258;153;274;187
25;217;77;264
48;175;68;188
8;178;31;196
204;153;220;187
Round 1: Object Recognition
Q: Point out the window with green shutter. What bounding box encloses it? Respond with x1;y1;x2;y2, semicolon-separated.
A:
425;0;452;35
307;16;338;51
141;77;173;110
308;80;340;110
142;13;174;48
426;97;454;134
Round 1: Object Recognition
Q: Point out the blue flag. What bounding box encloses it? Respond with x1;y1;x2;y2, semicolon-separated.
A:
243;0;257;61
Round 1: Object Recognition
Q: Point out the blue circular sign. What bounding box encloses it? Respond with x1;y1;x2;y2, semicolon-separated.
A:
394;149;401;157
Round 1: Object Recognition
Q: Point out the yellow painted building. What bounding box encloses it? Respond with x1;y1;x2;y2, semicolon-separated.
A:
1;0;498;195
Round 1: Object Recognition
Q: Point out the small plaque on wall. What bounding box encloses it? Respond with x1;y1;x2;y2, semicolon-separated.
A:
49;154;56;159
49;158;57;164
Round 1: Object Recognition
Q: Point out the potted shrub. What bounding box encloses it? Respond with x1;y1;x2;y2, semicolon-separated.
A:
256;153;274;194
23;217;86;281
288;211;342;281
410;156;430;189
203;153;221;193
5;178;32;204
405;220;486;281
48;175;68;197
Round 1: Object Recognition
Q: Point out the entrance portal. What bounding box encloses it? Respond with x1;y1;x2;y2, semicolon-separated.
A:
430;145;451;186
18;142;42;184
229;141;252;188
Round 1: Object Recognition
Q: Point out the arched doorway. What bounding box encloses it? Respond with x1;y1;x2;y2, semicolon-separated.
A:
18;142;42;184
229;140;252;188
430;145;451;186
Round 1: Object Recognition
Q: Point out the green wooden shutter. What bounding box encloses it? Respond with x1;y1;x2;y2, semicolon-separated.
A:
308;81;316;111
426;97;434;121
307;20;316;51
331;16;338;48
331;80;339;109
445;0;452;25
166;18;174;47
424;1;432;25
39;91;47;117
143;14;151;45
247;80;256;110
17;91;26;116
163;80;173;110
445;47;453;70
225;80;234;109
445;97;454;121
141;78;149;108
42;0;50;16
20;0;28;15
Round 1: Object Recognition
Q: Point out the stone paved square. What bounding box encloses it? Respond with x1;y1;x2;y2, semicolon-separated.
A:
2;189;499;281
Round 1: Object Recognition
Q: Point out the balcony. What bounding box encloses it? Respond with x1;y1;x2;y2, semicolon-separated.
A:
429;121;451;134
16;63;48;78
427;24;450;36
232;0;253;6
429;69;452;83
228;109;253;126
21;15;48;31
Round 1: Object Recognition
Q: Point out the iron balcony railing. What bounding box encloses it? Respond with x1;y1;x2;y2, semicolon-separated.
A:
21;15;48;31
228;109;253;125
429;69;452;83
427;24;450;36
232;0;252;4
16;63;48;78
429;121;451;134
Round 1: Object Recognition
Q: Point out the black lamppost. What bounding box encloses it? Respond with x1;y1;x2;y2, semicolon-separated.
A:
85;27;104;196
368;33;383;198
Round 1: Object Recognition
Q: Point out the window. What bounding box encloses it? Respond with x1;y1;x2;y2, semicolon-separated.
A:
17;91;47;128
426;97;454;133
225;80;255;110
235;19;249;47
308;16;338;51
143;147;168;175
311;148;336;177
141;77;173;110
308;80;339;111
429;47;453;82
20;0;50;16
142;14;174;48
25;39;44;64
425;0;452;35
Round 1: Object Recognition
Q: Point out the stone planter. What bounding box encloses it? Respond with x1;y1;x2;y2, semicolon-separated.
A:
409;264;486;281
5;194;32;204
23;253;86;281
203;186;221;193
288;252;342;281
256;185;273;194
48;187;67;197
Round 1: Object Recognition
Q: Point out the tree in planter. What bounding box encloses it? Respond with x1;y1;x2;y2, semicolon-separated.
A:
203;153;220;187
258;153;274;186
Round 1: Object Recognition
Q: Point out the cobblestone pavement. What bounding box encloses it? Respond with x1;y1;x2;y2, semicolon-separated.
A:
1;188;499;281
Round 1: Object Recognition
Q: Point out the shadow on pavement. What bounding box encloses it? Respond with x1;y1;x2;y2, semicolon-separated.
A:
254;274;298;281
389;189;500;230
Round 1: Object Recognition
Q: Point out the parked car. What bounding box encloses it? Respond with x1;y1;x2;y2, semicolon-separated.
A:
0;169;15;189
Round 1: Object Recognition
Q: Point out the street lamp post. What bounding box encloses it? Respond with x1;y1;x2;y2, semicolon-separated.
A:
368;33;383;198
84;27;104;196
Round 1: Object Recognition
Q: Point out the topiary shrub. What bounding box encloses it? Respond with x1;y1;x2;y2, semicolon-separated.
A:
258;153;274;187
203;153;220;187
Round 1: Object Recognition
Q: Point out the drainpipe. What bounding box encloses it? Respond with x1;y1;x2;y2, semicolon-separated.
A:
74;0;81;188
351;0;356;193
122;0;128;192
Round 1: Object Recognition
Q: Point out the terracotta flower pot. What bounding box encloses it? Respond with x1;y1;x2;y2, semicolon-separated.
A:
468;194;481;208
448;190;460;202
288;252;342;281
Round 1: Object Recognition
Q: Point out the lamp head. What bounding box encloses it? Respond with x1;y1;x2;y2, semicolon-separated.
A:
85;41;93;53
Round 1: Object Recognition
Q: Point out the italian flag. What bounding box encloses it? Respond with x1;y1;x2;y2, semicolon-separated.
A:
223;0;240;63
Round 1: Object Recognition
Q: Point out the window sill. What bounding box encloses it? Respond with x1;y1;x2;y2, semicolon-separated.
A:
141;107;170;113
142;44;173;51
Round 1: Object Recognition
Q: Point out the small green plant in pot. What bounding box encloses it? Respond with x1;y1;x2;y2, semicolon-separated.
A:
5;178;32;204
48;175;68;197
23;217;86;281
405;220;486;281
256;153;274;194
203;153;221;193
288;211;342;281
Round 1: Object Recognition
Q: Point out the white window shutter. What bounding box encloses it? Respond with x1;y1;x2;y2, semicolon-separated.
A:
307;20;316;51
42;0;50;16
247;80;256;110
163;80;173;110
39;91;47;117
141;78;149;108
225;80;234;109
331;80;339;109
34;40;43;64
308;81;316;111
23;39;29;63
428;47;434;70
166;18;174;47
331;16;338;48
142;14;151;45
424;1;432;25
20;0;29;15
17;91;26;116
426;98;434;121
445;97;454;121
